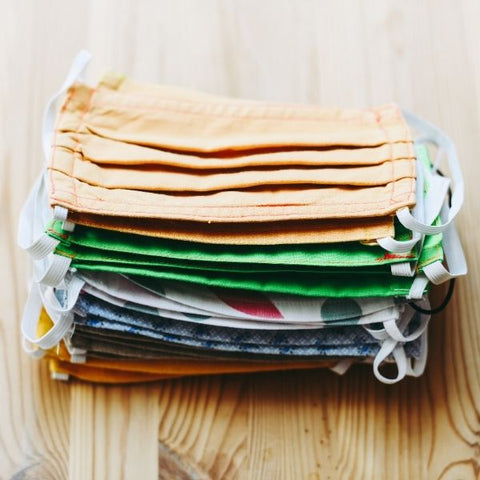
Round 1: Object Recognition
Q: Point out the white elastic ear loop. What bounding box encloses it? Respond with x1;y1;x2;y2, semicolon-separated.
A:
18;172;60;260
21;285;47;358
398;110;464;235
390;144;435;276
21;276;85;352
422;203;467;285
407;273;429;299
377;232;421;254
405;327;429;377
19;51;91;267
22;336;47;359
19;170;72;286
34;253;72;287
377;153;424;254
373;339;408;384
382;302;431;342
42;50;92;161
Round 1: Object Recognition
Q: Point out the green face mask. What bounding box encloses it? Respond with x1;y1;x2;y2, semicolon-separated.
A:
46;232;440;298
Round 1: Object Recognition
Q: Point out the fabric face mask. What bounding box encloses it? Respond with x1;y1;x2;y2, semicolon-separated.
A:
81;283;408;330
79;270;400;320
71;293;422;358
63;76;414;153
52;78;415;192
52;148;415;192
46;218;422;269
48;77;416;228
61;213;397;246
49;168;415;224
47;218;443;277
33;298;428;384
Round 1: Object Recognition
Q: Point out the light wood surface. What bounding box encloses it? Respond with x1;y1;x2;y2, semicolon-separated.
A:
1;1;479;479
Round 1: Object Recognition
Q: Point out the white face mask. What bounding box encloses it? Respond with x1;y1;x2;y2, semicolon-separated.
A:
79;270;400;323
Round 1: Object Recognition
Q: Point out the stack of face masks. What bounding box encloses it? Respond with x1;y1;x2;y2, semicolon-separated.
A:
19;51;466;384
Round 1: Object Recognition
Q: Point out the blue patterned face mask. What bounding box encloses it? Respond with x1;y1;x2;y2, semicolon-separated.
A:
69;293;427;380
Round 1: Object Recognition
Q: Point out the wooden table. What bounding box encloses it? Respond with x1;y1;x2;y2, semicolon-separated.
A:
2;1;479;478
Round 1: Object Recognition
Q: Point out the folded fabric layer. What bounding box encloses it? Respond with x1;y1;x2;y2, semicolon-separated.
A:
51;150;415;191
48;221;443;273
69;213;395;244
59;79;413;152
82;279;408;330
50;169;416;223
47;220;420;267
77;265;418;297
66;131;415;169
80;271;403;322
70;291;423;358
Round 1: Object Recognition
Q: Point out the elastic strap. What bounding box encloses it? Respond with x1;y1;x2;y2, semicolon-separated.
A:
22;334;46;359
377;233;421;254
51;371;70;381
18;51;91;272
407;273;429;299
378;149;425;254
63;336;87;363
34;253;72;287
422;206;467;285
54;206;75;232
373;339;408;384
382;302;430;342
391;262;416;277
18;173;60;260
42;50;92;161
370;306;430;383
21;276;85;353
405;328;428;377
363;325;390;341
19;170;72;287
397;110;464;235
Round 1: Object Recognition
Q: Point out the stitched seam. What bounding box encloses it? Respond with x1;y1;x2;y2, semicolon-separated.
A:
372;106;395;206
100;83;395;114
398;112;415;204
94;89;394;119
88;99;409;127
51;194;414;220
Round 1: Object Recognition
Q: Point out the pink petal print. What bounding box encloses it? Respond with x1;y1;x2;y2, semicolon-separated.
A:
212;288;284;319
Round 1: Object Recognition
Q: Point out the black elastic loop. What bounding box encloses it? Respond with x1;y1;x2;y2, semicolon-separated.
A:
409;278;456;315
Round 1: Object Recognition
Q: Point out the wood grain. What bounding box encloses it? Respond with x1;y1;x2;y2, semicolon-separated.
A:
1;1;479;478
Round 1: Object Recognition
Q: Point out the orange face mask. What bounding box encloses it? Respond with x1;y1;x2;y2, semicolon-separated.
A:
48;74;416;242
